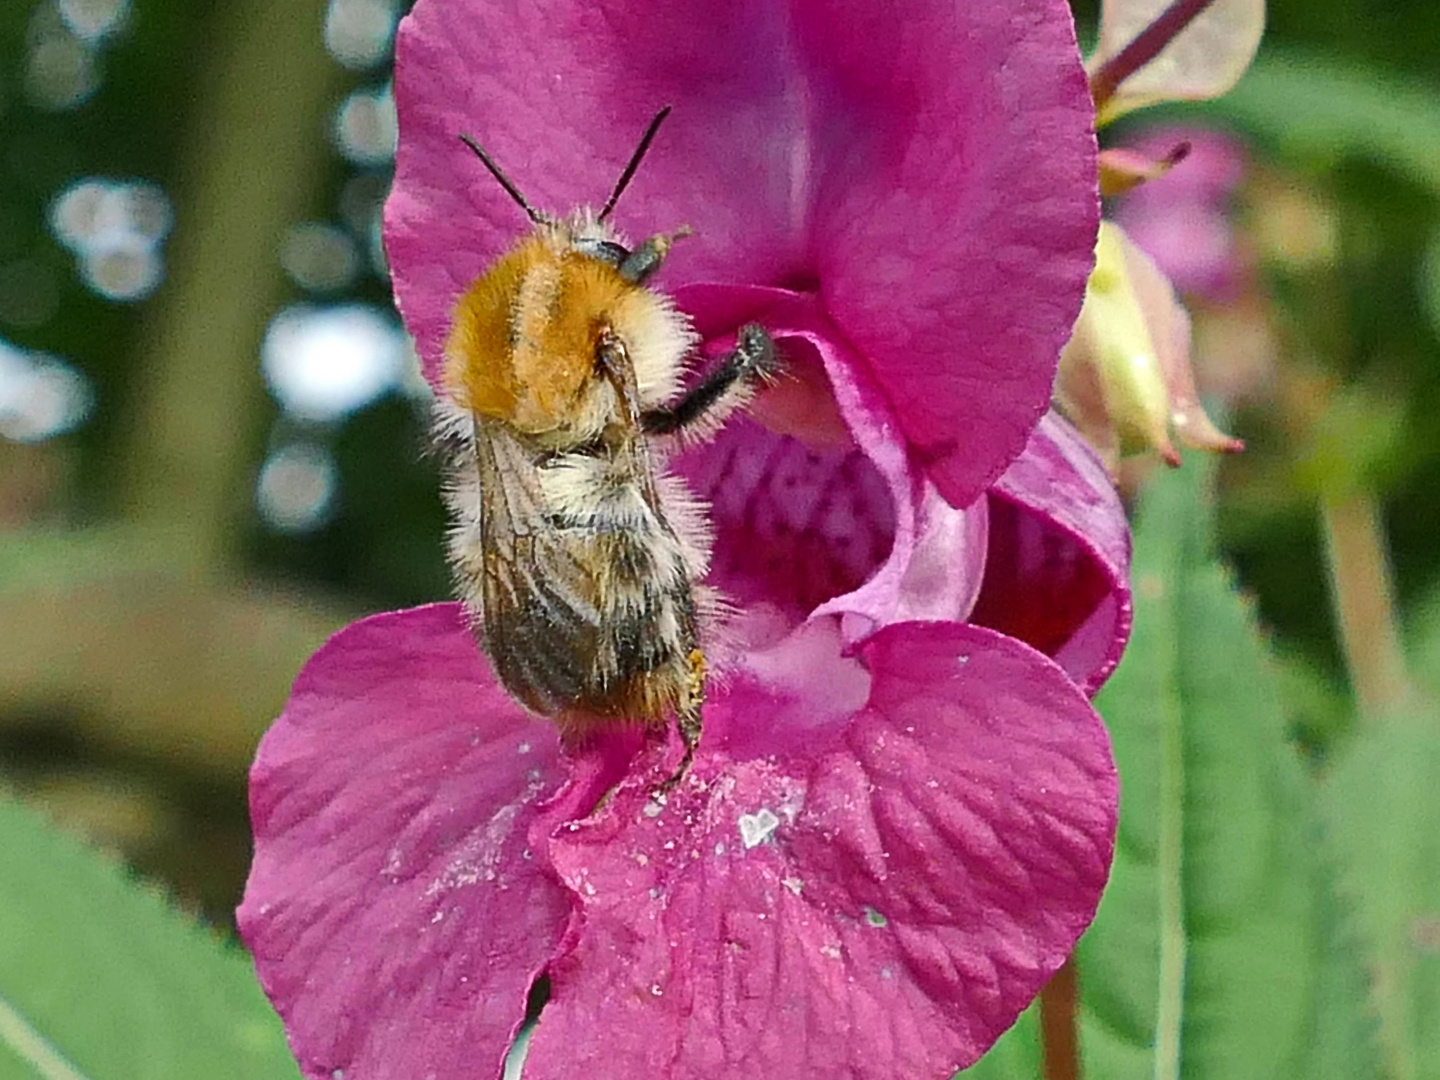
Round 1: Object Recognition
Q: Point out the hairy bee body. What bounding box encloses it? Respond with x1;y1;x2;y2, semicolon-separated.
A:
438;211;771;767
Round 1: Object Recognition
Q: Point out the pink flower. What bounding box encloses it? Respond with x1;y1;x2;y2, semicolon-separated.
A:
239;1;1131;1078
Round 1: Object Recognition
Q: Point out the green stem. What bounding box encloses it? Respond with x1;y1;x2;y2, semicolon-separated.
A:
114;0;340;574
1319;490;1412;719
1155;596;1187;1080
0;991;92;1080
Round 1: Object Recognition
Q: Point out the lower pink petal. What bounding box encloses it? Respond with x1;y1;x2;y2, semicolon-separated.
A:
239;605;632;1080
971;412;1132;694
523;620;1116;1080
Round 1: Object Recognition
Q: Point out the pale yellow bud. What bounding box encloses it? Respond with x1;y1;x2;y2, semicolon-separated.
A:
1056;222;1243;471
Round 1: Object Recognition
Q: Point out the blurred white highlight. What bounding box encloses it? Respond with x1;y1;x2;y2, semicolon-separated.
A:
0;340;94;443
324;0;400;70
281;222;361;293
334;84;397;166
57;0;131;43
261;303;406;422
256;443;339;533
50;178;173;302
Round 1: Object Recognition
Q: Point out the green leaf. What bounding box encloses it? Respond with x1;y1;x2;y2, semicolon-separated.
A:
1304;845;1387;1080
0;798;299;1080
1209;51;1440;194
1324;715;1440;1079
1076;460;1380;1079
1408;585;1440;697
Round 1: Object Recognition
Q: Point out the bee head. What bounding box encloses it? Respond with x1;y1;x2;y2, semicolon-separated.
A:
443;109;688;440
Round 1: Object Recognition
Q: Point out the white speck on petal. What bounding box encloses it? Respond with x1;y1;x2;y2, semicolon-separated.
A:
738;808;781;849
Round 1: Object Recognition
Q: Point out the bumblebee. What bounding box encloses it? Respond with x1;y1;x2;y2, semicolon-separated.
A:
436;108;776;786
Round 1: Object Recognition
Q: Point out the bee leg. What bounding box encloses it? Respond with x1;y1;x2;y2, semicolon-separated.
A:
618;226;693;285
641;323;778;436
655;649;707;794
655;707;701;795
596;327;644;428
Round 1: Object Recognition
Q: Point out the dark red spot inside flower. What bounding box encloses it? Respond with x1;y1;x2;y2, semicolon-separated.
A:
970;495;1112;660
679;418;895;621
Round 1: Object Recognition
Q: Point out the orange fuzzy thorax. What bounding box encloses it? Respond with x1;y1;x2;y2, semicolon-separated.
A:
442;233;639;434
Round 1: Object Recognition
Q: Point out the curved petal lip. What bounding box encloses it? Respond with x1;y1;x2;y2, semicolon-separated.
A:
975;412;1133;694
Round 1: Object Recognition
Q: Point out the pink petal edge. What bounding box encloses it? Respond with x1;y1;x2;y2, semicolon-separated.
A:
670;285;989;647
238;605;632;1080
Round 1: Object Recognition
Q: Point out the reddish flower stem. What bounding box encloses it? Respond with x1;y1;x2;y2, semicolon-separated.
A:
1090;0;1221;110
1039;955;1081;1080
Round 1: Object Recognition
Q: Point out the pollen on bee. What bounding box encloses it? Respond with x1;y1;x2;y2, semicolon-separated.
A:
442;233;643;434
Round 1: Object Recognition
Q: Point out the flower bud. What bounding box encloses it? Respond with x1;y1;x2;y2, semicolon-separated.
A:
1098;143;1190;197
1056;222;1243;470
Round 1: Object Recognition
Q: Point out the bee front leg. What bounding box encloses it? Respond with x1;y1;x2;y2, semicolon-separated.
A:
641;323;778;437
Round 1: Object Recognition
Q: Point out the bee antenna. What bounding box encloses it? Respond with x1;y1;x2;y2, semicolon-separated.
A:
459;134;543;224
598;105;672;221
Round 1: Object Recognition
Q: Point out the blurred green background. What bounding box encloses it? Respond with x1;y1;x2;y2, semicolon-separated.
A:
0;0;1437;930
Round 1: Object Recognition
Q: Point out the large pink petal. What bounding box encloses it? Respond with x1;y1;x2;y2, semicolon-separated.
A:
792;0;1100;507
386;0;1099;506
970;412;1132;694
523;620;1117;1080
238;605;634;1080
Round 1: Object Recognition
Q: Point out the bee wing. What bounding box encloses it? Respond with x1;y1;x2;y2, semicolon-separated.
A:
469;421;604;713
